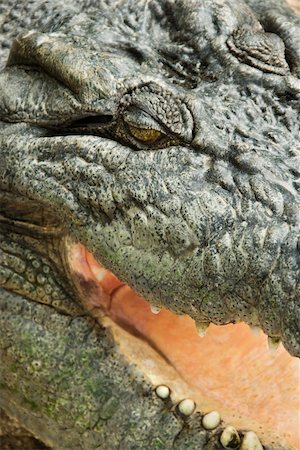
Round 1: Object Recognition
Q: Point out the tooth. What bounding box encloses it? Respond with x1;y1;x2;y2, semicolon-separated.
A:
240;431;263;450
36;34;51;46
220;426;241;449
90;265;107;282
23;30;36;39
196;322;209;337
249;325;260;336
150;305;161;314
178;399;196;416
155;385;170;399
202;411;221;430
268;336;281;351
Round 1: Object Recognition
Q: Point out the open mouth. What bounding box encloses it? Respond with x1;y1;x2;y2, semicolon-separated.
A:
68;243;299;449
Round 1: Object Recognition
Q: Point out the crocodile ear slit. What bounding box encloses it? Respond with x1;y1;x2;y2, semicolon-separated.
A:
227;27;290;75
66;114;114;129
242;0;300;77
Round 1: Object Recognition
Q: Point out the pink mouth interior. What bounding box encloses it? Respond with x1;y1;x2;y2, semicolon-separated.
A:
70;243;300;448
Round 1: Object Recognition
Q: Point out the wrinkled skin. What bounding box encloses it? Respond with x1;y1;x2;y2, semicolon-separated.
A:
0;0;299;449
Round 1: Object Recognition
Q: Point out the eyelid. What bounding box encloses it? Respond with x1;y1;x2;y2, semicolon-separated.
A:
122;107;165;134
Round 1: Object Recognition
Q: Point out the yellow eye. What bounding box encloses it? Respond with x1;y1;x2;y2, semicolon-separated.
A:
128;124;162;143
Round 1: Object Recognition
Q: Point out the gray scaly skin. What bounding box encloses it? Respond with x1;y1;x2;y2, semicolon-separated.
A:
0;0;299;449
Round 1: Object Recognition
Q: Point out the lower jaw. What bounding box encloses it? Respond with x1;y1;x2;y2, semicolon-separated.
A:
69;243;300;449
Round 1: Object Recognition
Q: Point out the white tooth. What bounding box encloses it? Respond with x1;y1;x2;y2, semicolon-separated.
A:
196;322;209;337
36;35;51;46
268;336;280;351
23;30;36;39
240;431;263;450
90;266;106;282
155;385;170;399
249;325;260;336
202;411;221;430
178;399;196;416
150;305;161;314
220;426;241;449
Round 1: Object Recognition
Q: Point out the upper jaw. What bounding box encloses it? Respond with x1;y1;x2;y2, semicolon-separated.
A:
0;123;299;357
0;6;298;359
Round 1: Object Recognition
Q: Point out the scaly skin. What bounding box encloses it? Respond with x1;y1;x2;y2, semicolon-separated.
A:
0;0;299;449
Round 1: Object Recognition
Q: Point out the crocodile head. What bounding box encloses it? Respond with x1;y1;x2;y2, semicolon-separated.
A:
0;0;299;449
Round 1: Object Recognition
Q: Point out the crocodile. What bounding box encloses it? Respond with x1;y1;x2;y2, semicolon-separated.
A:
0;0;299;449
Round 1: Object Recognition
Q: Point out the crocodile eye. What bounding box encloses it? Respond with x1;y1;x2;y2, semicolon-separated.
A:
128;125;162;143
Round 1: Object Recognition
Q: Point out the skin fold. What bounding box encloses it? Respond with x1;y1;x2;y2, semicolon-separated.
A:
0;0;299;449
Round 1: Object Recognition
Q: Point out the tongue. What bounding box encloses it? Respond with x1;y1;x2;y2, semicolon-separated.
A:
70;243;300;448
